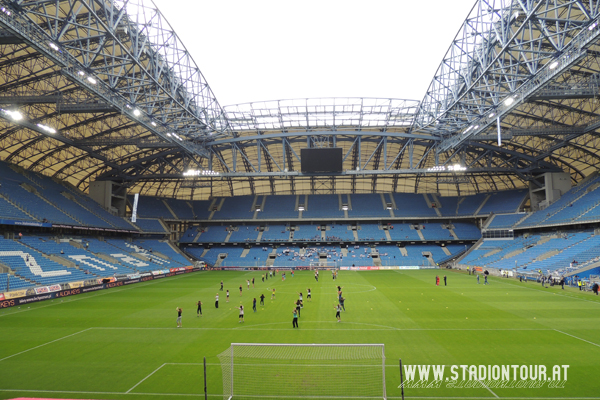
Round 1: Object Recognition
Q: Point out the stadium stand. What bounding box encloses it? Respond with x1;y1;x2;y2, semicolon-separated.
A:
477;190;528;214
348;194;389;217
259;195;297;219
212;196;255;220
486;213;527;229
302;195;344;218
165;198;195;220
391;194;436;217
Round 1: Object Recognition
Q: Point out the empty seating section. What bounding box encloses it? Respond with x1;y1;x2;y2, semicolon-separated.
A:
326;224;354;241
459;230;600;276
132;196;173;219
1;179;79;225
0;196;31;220
130;239;190;266
165;198;195;219
357;224;387;241
261;225;290;242
438;196;460;215
180;226;200;243
0;238;86;286
133;218;167;233
197;226;229;243
349;194;389;217
228;226;258;242
420;224;450;240
260;195;297;218
452;222;481;240
478;190;527;214
0;272;31;290
291;225;322;241
518;177;600;228
34;179;112;228
487;213;526;229
456;194;487;215
387;224;421;241
217;246;245;267
392;194;436;217
213;196;255;219
192;200;213;220
302;195;344;218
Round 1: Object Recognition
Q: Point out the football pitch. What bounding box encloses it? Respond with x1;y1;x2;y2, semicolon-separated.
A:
1;269;599;400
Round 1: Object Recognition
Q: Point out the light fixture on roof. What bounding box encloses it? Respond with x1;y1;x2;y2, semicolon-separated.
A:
589;22;598;31
48;42;60;51
36;123;56;134
549;60;559;70
1;7;11;15
489;112;495;118
77;70;85;76
87;76;97;84
513;11;519;19
504;97;515;106
151;121;157;127
133;108;141;117
298;205;305;211
8;110;22;121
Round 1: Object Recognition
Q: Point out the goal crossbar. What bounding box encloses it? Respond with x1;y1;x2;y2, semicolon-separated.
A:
218;343;386;400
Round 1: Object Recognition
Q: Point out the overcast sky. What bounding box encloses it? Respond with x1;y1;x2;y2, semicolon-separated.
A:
151;0;475;107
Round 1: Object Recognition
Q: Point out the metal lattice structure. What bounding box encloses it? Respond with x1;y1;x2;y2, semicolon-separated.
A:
0;0;599;199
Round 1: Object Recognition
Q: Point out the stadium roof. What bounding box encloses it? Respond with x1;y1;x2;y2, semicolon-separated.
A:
0;0;599;199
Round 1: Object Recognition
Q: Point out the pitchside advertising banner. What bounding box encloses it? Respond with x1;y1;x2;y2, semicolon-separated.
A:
213;266;424;271
0;266;200;309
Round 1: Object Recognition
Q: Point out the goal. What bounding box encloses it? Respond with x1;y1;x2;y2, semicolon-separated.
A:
217;343;386;400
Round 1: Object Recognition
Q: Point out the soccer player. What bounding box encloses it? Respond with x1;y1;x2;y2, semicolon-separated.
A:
220;280;223;291
298;292;303;303
252;277;255;288
484;275;488;285
253;298;257;312
226;289;230;302
215;294;219;308
262;274;265;283
335;303;342;322
307;288;312;301
315;270;319;282
271;288;276;300
247;280;250;289
260;293;265;305
239;305;244;323
477;274;480;284
176;307;182;328
292;308;299;328
436;275;439;286
197;300;202;317
239;284;243;296
444;275;447;286
295;300;302;317
339;297;345;311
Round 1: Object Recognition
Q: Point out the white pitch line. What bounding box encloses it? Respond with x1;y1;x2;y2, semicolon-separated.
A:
0;327;92;363
0;389;598;399
126;363;166;394
554;329;600;349
478;380;499;398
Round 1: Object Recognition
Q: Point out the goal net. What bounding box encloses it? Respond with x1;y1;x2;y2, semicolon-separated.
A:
217;343;386;400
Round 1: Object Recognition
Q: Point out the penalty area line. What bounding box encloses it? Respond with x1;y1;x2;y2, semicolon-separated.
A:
554;329;600;349
0;328;92;363
126;363;166;394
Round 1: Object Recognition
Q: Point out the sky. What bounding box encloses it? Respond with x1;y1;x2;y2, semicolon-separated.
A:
151;0;476;107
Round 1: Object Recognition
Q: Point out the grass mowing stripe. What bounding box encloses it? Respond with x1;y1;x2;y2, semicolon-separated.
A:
126;363;167;394
554;329;600;349
0;327;92;362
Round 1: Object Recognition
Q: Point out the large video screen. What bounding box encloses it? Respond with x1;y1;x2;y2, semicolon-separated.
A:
300;148;343;172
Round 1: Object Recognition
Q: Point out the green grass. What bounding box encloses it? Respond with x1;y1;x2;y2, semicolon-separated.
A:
1;269;600;400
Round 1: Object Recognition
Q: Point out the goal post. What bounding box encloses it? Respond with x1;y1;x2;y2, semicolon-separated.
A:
217;343;386;400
